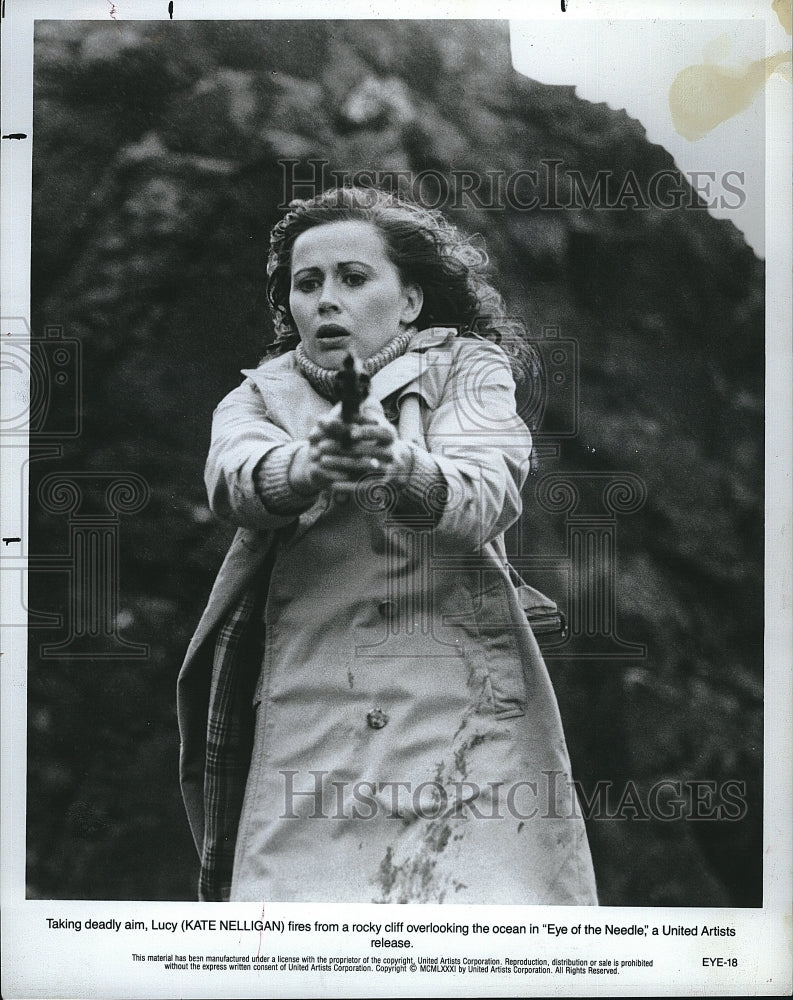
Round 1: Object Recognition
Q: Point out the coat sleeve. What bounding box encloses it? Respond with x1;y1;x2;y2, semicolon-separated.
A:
205;378;305;529
401;339;533;551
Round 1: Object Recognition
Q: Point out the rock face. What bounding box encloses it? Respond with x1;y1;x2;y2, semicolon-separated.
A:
27;19;763;904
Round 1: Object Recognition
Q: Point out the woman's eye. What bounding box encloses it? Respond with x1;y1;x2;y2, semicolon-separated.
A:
295;278;320;293
343;273;367;287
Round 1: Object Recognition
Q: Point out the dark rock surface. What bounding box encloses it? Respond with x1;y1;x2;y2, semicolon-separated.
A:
27;19;763;904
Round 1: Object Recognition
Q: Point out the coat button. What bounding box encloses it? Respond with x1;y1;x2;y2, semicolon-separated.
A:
366;708;389;730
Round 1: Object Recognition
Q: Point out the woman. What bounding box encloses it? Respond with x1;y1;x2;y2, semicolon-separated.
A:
177;186;597;905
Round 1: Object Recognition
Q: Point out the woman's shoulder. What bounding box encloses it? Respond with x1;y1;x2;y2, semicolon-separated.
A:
412;327;511;360
239;349;298;388
412;328;515;384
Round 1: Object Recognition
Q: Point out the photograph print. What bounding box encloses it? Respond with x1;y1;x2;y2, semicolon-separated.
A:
21;15;768;911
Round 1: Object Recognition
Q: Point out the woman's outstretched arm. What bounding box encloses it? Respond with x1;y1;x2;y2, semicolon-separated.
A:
205;337;533;546
392;337;533;551
204;379;311;529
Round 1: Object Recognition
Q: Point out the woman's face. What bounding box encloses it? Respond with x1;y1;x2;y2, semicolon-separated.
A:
289;220;423;367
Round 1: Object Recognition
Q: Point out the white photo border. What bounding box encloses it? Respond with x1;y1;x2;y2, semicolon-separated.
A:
2;1;790;997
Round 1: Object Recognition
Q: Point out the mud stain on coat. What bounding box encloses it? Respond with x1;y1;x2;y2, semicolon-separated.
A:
372;694;512;903
374;819;461;903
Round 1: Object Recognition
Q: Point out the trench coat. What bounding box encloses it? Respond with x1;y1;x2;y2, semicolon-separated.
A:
177;327;598;905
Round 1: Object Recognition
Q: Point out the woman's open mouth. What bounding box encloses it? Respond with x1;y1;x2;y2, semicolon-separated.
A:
316;323;351;342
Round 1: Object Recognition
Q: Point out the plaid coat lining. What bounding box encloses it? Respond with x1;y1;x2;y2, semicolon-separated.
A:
199;578;266;902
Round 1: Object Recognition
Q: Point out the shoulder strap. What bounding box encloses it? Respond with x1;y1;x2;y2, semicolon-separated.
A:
492;533;568;641
492;532;525;587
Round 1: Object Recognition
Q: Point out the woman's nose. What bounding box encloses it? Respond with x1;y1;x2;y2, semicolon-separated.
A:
317;280;340;313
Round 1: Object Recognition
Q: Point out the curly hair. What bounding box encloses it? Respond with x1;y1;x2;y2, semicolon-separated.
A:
264;186;534;380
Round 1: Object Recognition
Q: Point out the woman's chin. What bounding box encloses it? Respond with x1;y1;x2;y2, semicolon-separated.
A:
303;341;351;369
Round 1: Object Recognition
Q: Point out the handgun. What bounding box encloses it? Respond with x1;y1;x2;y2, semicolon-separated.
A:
333;353;371;448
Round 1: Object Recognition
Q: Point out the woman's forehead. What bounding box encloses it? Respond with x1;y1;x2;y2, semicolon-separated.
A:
291;220;391;271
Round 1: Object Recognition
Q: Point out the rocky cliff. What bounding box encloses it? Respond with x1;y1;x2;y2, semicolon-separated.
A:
27;19;763;904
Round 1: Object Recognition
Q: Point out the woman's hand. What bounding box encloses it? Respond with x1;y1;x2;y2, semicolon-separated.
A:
289;400;413;496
